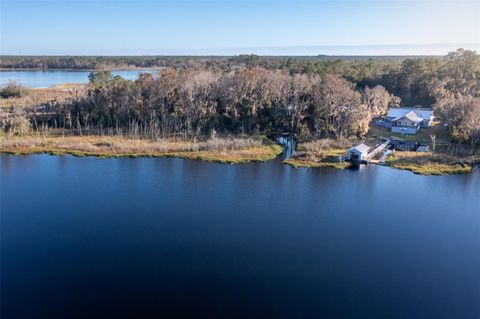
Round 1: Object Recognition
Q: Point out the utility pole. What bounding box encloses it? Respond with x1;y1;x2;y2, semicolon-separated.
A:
430;134;436;153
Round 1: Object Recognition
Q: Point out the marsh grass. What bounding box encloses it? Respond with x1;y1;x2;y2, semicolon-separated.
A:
0;135;282;164
285;138;353;169
385;151;476;175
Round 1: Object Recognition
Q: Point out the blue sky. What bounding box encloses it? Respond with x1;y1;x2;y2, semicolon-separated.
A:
1;0;479;55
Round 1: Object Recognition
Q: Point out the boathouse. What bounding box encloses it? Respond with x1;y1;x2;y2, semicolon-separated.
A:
347;144;370;162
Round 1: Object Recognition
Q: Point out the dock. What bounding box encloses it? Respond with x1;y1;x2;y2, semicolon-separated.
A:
347;138;391;165
364;138;390;162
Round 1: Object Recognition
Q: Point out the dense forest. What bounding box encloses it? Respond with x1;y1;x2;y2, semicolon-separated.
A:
0;54;418;70
1;49;479;145
0;55;221;70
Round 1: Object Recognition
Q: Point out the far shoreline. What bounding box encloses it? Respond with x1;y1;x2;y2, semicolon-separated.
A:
0;67;164;72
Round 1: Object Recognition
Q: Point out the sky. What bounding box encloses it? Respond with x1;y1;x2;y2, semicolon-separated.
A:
1;0;479;56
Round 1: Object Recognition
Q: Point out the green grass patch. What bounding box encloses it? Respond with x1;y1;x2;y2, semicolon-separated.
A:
284;158;350;169
388;162;472;175
385;151;474;175
366;122;451;145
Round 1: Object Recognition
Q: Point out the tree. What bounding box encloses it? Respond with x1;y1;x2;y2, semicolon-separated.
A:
435;95;480;145
313;74;369;138
364;85;400;117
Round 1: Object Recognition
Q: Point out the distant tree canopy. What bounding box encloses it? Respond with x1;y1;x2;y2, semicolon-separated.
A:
1;49;479;144
2;49;477;107
0;56;213;70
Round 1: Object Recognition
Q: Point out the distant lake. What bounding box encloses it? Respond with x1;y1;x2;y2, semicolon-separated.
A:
0;69;156;88
1;154;479;319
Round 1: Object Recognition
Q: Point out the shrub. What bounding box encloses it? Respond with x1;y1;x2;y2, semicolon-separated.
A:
0;81;31;98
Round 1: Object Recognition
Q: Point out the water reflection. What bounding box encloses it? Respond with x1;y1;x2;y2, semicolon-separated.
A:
1;154;479;319
276;136;296;159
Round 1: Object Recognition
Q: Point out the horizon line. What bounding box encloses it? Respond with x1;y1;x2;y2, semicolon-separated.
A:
2;43;478;57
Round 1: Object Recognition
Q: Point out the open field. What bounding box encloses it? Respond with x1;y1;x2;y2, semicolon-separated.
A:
365;121;451;146
0;84;84;108
0;135;283;164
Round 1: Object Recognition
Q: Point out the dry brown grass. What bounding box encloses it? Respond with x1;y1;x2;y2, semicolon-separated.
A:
0;84;84;108
299;138;352;155
0;135;282;164
285;138;353;169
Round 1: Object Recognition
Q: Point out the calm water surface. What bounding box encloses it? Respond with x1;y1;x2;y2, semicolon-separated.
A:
0;70;155;88
1;154;479;319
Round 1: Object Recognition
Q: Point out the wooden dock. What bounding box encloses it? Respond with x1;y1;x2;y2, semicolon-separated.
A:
364;139;390;162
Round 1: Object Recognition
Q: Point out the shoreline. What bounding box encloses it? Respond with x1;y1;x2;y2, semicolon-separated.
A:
1;135;477;175
0;67;164;72
285;149;476;175
383;152;475;175
0;135;283;164
285;156;474;175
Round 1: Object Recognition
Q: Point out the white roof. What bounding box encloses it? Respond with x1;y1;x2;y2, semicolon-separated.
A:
349;143;370;154
387;108;433;120
395;111;423;123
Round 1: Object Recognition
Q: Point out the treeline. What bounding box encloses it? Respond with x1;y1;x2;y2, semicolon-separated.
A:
0;54;410;70
2;49;479;144
0;56;226;70
2;50;478;107
232;49;479;107
31;69;397;139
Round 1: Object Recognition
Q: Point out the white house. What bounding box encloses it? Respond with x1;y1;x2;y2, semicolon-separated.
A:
391;111;424;134
374;107;434;135
386;108;434;127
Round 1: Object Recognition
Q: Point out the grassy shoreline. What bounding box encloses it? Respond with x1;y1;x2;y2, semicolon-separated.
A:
283;139;352;170
1;135;477;175
0;135;283;164
284;158;351;169
384;151;476;175
284;148;350;169
283;139;478;176
286;152;475;175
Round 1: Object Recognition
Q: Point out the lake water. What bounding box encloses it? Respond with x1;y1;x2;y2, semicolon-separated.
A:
1;154;479;319
0;70;156;88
